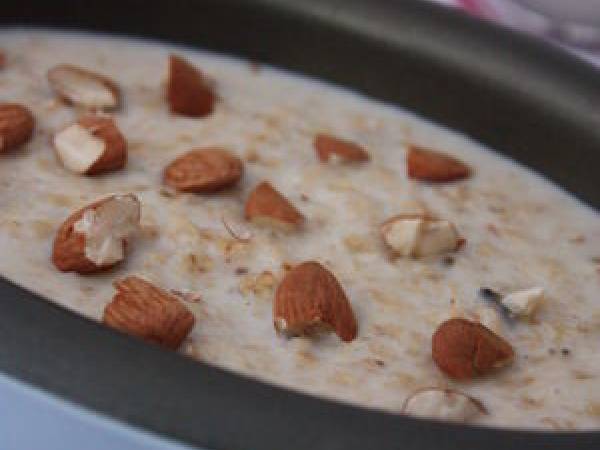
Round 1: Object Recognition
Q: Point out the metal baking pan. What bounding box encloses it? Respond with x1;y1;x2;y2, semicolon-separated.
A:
2;1;600;449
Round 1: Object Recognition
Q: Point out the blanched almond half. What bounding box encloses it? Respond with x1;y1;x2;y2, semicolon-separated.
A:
168;54;215;117
274;261;357;342
103;276;195;350
381;214;461;258
245;181;304;230
402;387;486;422
163;148;243;193
47;64;120;110
53;115;127;175
314;133;370;163
52;194;140;274
407;145;471;182
0;103;34;153
432;318;514;380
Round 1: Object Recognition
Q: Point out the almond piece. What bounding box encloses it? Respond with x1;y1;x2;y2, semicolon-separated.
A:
163;148;242;193
432;318;514;380
407;145;471;182
47;64;120;110
501;287;544;318
274;261;357;342
52;194;140;274
314;133;370;163
0;103;34;153
402;387;487;421
168;54;215;117
103;276;195;350
53;115;127;175
245;181;304;230
0;50;5;69
380;214;461;258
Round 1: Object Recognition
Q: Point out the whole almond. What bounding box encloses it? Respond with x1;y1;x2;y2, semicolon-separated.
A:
407;145;471;182
53;115;127;175
168;54;215;117
245;181;304;230
47;64;120;110
164;148;243;193
314;133;370;163
103;276;195;350
432;318;514;379
274;261;357;342
0;103;34;153
52;194;140;274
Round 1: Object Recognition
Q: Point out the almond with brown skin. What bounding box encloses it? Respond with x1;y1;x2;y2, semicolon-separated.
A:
103;276;195;350
432;318;514;379
53;115;127;175
168;54;215;117
164;148;243;193
52;194;140;274
314;133;370;163
47;64;120;110
245;181;304;230
274;261;357;342
0;103;34;153
0;50;5;69
407;145;471;182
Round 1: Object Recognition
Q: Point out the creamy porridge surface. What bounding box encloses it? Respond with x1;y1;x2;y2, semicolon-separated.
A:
2;30;600;430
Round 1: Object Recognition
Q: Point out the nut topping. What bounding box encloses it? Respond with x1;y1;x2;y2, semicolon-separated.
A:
314;133;370;163
52;194;140;274
407;145;471;182
274;261;357;342
163;148;243;193
432;318;514;379
53;115;127;175
103;276;195;349
47;64;120;110
245;181;304;231
501;287;544;318
168;54;215;117
0;103;34;153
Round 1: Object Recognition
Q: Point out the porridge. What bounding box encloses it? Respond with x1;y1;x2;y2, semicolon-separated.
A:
1;30;600;430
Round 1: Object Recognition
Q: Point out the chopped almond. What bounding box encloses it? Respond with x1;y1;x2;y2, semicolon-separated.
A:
314;133;370;163
380;214;462;258
403;387;487;421
103;276;195;349
502;287;544;318
163;148;243;193
432;318;514;379
274;261;357;342
53;115;127;175
407;145;471;182
0;103;34;153
52;194;140;274
168;54;215;117
47;64;120;110
245;181;304;230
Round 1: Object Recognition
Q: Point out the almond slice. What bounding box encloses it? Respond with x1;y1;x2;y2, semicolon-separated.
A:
407;145;471;182
245;181;304;231
163;148;243;193
53;115;127;175
103;276;195;350
402;387;487;421
47;64;120;110
168;54;215;117
274;261;357;342
380;214;461;258
52;194;140;274
314;133;370;163
0;103;34;153
432;318;514;380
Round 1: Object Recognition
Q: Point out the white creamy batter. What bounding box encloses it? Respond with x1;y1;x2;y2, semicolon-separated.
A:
1;30;600;430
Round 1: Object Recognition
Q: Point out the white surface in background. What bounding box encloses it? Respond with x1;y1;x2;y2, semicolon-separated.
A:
0;373;199;450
